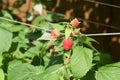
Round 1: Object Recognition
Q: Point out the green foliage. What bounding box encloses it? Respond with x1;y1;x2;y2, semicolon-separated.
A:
0;69;4;80
93;51;113;66
32;14;63;25
81;70;95;80
0;9;119;80
0;55;3;66
70;46;93;79
95;62;120;80
1;10;13;19
0;27;13;54
8;63;39;80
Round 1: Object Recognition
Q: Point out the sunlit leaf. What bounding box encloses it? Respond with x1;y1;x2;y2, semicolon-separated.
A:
51;23;64;31
7;25;27;32
0;69;4;80
8;60;22;71
0;55;3;66
0;27;13;54
2;10;13;19
8;63;39;80
32;16;45;25
37;32;54;40
24;46;40;58
70;46;93;79
32;64;64;80
95;62;120;80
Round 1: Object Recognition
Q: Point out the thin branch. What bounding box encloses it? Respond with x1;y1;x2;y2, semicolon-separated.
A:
83;0;120;9
46;10;120;30
0;17;120;36
0;17;51;32
86;33;120;36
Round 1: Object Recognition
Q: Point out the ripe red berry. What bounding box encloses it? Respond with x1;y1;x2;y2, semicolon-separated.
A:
62;38;73;50
70;18;80;27
50;29;60;38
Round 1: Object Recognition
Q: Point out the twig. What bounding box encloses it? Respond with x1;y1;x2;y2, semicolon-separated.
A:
0;17;120;37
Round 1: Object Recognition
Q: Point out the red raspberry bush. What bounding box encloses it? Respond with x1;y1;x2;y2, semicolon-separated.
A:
0;11;119;80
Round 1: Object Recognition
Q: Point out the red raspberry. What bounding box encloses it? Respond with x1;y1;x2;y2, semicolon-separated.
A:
70;18;80;27
62;38;73;50
50;29;60;38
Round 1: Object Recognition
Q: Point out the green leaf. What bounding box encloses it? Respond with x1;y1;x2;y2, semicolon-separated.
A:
8;60;22;71
0;11;13;29
0;21;13;29
11;9;19;14
0;27;13;54
37;32;54;40
32;64;63;80
79;34;98;52
33;72;60;80
12;29;29;49
2;10;13;19
44;73;60;80
70;46;93;79
95;62;120;80
38;22;64;32
51;23;64;31
14;50;25;59
32;16;45;25
65;28;72;39
0;24;27;32
0;55;3;66
85;37;98;52
24;46;40;58
36;66;44;75
8;63;38;80
86;37;97;43
38;22;51;33
7;25;27;32
44;13;61;22
94;52;113;66
0;69;4;80
43;53;51;67
45;64;63;73
32;13;61;25
38;22;50;28
81;70;95;80
44;14;53;22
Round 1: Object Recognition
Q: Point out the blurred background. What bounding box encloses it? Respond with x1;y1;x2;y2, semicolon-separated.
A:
0;0;120;61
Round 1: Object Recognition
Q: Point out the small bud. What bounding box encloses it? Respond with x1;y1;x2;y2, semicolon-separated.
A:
72;28;80;35
70;18;80;27
54;47;60;52
50;49;54;56
48;41;54;48
50;29;60;38
64;58;70;65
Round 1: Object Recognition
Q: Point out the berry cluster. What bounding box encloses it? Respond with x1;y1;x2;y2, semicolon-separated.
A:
50;18;80;50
